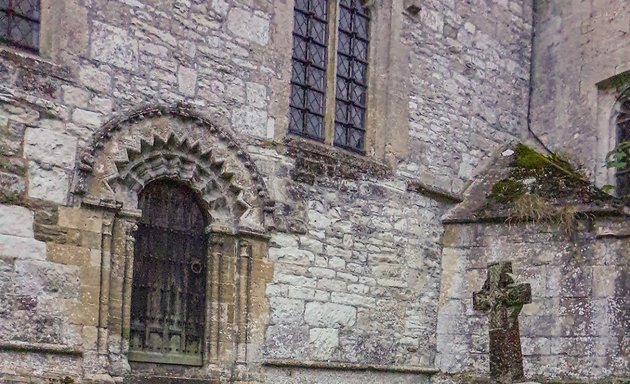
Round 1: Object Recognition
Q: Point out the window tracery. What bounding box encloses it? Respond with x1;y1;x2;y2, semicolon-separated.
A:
289;0;329;140
334;0;370;151
289;0;371;152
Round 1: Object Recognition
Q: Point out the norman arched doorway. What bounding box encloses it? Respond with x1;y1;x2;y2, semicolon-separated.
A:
129;180;208;366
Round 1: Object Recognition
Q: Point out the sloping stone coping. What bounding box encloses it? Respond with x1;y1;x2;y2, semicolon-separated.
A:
406;179;464;204
0;340;83;356
262;359;439;374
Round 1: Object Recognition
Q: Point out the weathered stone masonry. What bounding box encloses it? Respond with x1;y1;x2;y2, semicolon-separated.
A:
0;0;627;383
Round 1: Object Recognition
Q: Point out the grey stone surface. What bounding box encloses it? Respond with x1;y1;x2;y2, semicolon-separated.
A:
0;204;34;238
437;220;629;380
0;234;46;260
0;0;626;383
264;367;432;384
24;128;78;168
27;162;70;204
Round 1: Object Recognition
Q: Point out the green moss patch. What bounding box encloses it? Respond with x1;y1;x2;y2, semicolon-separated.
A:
488;144;610;205
483;144;622;225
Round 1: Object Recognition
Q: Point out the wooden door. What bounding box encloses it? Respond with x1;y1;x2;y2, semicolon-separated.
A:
129;180;207;366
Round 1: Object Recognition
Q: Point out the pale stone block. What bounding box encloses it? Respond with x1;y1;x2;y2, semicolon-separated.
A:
227;8;269;45
266;116;275;139
0;234;46;260
330;292;376;307
269;297;305;324
57;207;103;233
232;106;267;138
304;302;356;328
265;325;309;359
269;233;299;248
62;85;90;108
91;21;138;70
88;96;114;114
24;128;78;168
268;247;314;265
591;266;618;298
0;205;33;238
307;209;332;230
246;82;267;109
419;8;444;33
79;66;112;93
211;0;230;16
28;163;70;204
72;108;102;130
178;66;197;97
309;328;338;359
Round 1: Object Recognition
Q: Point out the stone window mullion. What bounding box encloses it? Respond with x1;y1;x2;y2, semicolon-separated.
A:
323;0;340;145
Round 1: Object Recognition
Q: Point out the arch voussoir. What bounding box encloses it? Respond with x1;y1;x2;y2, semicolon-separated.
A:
75;103;274;234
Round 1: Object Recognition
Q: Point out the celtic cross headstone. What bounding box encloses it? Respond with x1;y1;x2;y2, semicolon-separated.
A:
473;261;532;383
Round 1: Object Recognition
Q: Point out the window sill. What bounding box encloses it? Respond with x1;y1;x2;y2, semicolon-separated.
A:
284;135;391;185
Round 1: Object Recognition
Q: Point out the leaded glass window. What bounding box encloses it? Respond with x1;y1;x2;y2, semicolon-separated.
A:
0;0;40;52
289;0;329;140
334;0;369;152
129;180;208;366
288;0;370;152
616;97;630;197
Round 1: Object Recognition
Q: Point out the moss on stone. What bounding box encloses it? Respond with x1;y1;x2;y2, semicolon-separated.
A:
513;143;549;171
484;144;621;224
490;179;525;203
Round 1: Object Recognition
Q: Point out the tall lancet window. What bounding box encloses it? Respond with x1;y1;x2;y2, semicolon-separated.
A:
289;0;370;153
334;0;370;151
289;0;329;140
616;96;630;197
129;180;208;366
0;0;40;52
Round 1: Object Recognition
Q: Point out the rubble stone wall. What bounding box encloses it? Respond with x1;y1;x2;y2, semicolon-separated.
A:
0;0;533;382
437;219;629;382
401;0;533;196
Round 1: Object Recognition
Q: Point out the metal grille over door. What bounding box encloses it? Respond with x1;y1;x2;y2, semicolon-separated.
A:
129;180;207;365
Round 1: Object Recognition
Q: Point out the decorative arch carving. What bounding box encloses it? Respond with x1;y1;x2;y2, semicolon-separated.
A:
74;103;274;234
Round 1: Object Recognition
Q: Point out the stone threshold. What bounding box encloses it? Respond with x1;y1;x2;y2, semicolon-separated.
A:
0;340;83;356
262;359;439;374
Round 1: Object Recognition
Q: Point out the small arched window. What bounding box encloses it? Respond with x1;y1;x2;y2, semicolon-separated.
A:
129;180;208;366
616;97;630;197
0;0;40;52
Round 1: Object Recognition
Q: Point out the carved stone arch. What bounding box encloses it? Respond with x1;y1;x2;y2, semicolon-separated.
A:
74;103;274;234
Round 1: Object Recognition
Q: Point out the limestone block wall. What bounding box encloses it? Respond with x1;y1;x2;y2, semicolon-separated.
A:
401;0;533;196
0;0;537;382
264;177;446;366
436;220;629;382
529;0;630;185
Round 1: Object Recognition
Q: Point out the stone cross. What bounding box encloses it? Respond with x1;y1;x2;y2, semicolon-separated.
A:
473;261;532;383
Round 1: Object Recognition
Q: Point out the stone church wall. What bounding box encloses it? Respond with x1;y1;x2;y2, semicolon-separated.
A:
529;0;630;186
436;219;629;382
402;0;533;197
0;0;534;382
